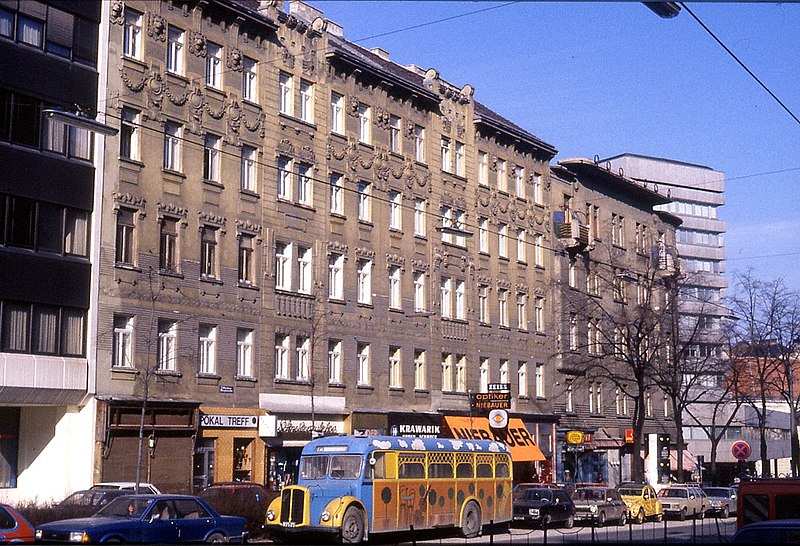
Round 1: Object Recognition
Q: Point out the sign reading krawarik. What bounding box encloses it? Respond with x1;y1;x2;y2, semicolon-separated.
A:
387;413;443;438
200;414;259;428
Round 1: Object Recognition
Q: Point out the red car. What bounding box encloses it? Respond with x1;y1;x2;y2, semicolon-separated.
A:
0;503;34;543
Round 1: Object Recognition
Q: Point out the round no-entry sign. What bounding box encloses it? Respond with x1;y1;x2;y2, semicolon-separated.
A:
731;440;751;460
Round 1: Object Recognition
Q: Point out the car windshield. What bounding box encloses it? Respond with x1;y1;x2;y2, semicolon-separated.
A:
61;492;95;506
659;489;687;498
573;488;605;501
514;487;552;502
96;497;153;518
618;488;642;497
704;488;730;497
329;455;362;479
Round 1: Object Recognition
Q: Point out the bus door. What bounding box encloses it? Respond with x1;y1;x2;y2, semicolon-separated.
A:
427;452;456;527
455;453;476;520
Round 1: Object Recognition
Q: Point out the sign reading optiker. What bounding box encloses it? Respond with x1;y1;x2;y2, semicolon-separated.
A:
200;414;258;428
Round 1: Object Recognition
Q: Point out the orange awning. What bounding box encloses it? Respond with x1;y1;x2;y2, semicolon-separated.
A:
443;416;546;462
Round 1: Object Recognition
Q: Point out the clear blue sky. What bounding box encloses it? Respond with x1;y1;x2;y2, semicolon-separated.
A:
313;1;800;293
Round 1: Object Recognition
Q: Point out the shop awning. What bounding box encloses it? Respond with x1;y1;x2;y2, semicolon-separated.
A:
443;416;546;462
670;450;699;471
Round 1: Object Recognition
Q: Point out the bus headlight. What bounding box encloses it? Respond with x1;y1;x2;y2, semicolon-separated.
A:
266;509;276;522
321;510;331;522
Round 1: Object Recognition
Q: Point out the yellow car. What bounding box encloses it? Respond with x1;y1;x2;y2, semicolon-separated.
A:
616;483;663;524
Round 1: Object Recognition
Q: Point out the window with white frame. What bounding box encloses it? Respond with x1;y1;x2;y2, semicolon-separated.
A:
358;181;372;222
240;145;257;192
413;198;426;236
499;359;509;384
238;234;255;285
516;228;526;262
163;121;182;171
455;355;466;392
533;173;543;205
569;314;579;351
566;383;574;412
413;271;426;312
441;354;453;392
589;383;602;413
166;26;184;75
330;91;344;134
275;241;291;291
330;172;344;215
517;293;527;331
441;137;452;173
519;361;529;397
455;280;466;320
498;288;509;327
203;134;220;182
123;9;142;59
479;285;489;324
588;318;602;355
279;71;293;115
113;315;134;368
498;223;508;258
357;258;372;304
568;258;578;288
645;389;652;417
478;151;488;186
328;339;342;384
120;107;140;161
535;363;545;398
198;324;217;375
389;190;402;230
622;391;629;415
496;158;507;192
277;156;292;200
328;253;344;299
615;388;622;415
241;57;257;102
479;358;490;392
611;213;625;247
389;115;401;153
514;165;525;197
440;206;466;247
299;79;313;123
205;42;222;88
357;103;371;144
664;393;670;417
357;342;371;386
479;217;489;253
237;328;253;377
440;277;452;319
296;336;310;381
389;346;402;388
297;245;312;294
533;233;544;267
200;226;218;279
414;349;426;390
389;265;402;309
157;319;177;372
275;334;290;379
534;296;544;333
297;163;312;206
455;141;465;177
413;124;425;162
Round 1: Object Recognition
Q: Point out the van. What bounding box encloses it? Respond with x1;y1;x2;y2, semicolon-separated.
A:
737;479;800;529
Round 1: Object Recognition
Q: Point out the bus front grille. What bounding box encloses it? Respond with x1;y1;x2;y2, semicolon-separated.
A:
281;487;307;525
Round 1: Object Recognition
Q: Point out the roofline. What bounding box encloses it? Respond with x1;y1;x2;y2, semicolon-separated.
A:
557;158;672;206
602;153;718;172
474;114;557;158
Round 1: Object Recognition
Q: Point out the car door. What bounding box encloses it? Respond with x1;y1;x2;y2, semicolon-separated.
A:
171;498;214;542
607;489;624;520
141;500;180;543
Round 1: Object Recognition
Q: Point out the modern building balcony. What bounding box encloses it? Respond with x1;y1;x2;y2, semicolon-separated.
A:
0;353;88;405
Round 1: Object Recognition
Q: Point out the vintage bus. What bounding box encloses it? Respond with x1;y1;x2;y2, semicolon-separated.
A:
265;435;513;543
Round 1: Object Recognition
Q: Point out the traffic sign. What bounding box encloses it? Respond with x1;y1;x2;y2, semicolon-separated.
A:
731;440;751;460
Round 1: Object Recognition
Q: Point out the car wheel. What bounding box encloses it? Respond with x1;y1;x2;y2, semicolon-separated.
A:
461;501;481;538
722;505;730;519
635;509;645;524
654;512;663;523
564;514;574;529
618;511;627;526
542;514;552;528
679;507;687;521
341;507;365;544
206;533;226;543
698;508;705;520
597;511;606;527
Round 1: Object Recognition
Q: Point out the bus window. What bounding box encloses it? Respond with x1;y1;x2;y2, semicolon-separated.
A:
456;463;474;479
330;455;363;479
496;461;510;478
299;455;328;480
476;463;493;478
775;494;800;520
368;452;386;479
399;461;424;479
429;463;453;479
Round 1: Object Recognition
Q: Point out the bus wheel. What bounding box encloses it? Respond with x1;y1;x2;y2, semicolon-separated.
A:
461;501;481;539
341;507;365;544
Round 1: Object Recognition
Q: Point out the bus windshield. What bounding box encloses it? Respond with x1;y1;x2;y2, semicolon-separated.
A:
299;454;363;480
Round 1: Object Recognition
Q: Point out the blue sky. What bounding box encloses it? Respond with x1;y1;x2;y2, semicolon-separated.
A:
313;1;800;293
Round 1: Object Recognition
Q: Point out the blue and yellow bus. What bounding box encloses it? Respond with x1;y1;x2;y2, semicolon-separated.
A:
265;435;513;543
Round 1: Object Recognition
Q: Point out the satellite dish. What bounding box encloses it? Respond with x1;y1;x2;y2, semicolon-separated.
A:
311;17;326;32
424;68;438;80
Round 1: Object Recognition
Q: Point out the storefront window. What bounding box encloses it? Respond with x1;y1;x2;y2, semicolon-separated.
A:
233;438;253;482
0;408;19;488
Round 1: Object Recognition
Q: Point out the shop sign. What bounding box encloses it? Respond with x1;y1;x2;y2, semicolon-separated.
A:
389;423;441;438
565;430;585;445
277;419;342;441
470;391;511;411
200;414;258;428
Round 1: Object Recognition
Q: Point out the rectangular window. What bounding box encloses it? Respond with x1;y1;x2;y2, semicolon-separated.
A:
166;26;184;75
479;359;489;392
2;303;28;352
440;277;452;319
454;141;465;177
200;226;218;279
17;13;43;48
123;9;142;59
357;181;372;222
275;335;289;379
157;319;177;371
198;324;217;374
389;191;402;230
357;259;372;304
296;336;310;381
534;296;544;333
413;198;426;236
455;355;466;392
242;57;257;102
0;409;18;486
389;346;402;388
533;173;543;205
413;124;425;162
455;280;466;320
441;137;452;173
389;115;401;153
237;328;254;377
297;246;312;294
65;209;89;257
612;213;625;247
0;8;11;38
357;342;371;386
441;354;453;392
115;207;136;265
120;107;139;160
566;384;574;412
414;349;426;390
113;315;134;368
330;172;344;215
205;42;222;88
534;233;544;267
519;362;529;397
240;145;257;192
159;217;179;273
389;266;401;309
478;151;489;186
297;163;312;206
328;253;344;299
330;92;344;134
479;218;489;253
275;241;291;291
238;234;255;285
203;134;220;182
279;71;293;115
163;122;182;172
328;339;342;384
277;156;292;200
498;223;508;259
478;285;489;324
514;166;525;197
516;228;526;263
498;289;509;327
358;103;371;144
569;314;578;351
499;360;509;384
517;293;527;331
496;158;507;192
299;80;313;123
535;363;545;398
413;271;426;312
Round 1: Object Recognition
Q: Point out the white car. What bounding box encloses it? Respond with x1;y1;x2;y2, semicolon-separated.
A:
90;481;162;494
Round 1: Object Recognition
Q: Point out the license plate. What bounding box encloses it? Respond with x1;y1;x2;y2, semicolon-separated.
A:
529;509;539;516
282;522;296;528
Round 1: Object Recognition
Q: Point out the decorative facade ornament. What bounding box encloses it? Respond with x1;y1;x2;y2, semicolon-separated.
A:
198;211;227;230
411;259;429;271
280;46;295;68
347;96;360;117
326;240;348;253
110;1;125;25
157;202;188;218
374;107;390;130
147;13;167;41
301;45;315;76
113;192;146;209
226;47;243;72
386;253;406;267
146;70;165;110
189;31;207;57
227;99;242;134
243;109;266;137
354;247;376;259
236;219;262;235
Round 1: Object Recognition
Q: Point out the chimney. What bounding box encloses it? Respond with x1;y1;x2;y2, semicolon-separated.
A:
289;0;323;22
370;47;390;61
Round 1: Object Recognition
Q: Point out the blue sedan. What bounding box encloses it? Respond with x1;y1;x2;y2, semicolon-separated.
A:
34;494;247;543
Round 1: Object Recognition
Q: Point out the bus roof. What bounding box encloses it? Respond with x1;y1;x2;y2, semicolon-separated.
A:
301;435;511;456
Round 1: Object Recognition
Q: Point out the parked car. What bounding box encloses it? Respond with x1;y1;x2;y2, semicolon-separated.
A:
198;482;277;537
729;518;800;543
90;482;162;494
702;486;737;518
0;503;34;543
512;483;576;529
57;489;129;517
34;494;247;544
657;484;708;520
571;485;627;526
617;483;663;524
